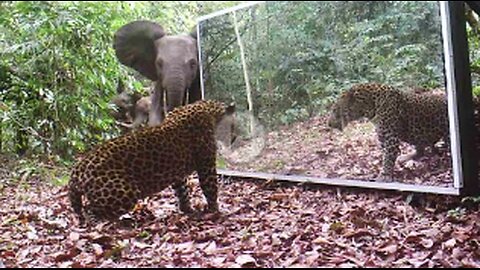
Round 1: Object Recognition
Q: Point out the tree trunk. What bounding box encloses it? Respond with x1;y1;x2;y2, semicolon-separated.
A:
251;6;259;107
233;11;255;136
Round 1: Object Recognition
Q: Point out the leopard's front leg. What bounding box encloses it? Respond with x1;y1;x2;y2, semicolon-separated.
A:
196;160;219;213
199;169;219;213
194;131;220;213
172;176;194;214
377;128;400;182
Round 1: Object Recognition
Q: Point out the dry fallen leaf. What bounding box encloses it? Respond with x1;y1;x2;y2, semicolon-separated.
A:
204;241;217;255
92;243;104;257
420;238;434;249
312;236;331;245
270;193;289;201
26;231;38;240
69;232;80;242
53;247;80;263
235;254;257;267
443;238;456;249
409;258;430;268
379;244;398;255
210;256;226;266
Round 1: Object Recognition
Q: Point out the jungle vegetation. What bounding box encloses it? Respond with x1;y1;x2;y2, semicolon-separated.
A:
1;1;479;162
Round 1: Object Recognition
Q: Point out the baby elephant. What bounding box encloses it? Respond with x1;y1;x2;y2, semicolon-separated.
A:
110;80;152;131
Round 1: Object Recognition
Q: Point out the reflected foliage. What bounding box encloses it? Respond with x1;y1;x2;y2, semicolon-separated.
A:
201;1;446;128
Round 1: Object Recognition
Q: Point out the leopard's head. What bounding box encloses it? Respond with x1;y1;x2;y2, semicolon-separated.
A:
215;102;237;146
328;85;375;131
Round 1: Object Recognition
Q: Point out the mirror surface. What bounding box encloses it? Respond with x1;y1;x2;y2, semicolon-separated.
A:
199;1;454;188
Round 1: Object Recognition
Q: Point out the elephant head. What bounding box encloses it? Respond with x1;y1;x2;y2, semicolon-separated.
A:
114;20;201;126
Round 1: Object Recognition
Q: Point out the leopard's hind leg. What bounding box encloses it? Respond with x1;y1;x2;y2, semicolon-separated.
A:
85;174;142;222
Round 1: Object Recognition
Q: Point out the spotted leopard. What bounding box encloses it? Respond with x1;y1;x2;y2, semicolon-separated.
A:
69;100;235;224
328;83;448;181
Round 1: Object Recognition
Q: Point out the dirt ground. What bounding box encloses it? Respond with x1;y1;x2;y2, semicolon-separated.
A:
222;116;453;187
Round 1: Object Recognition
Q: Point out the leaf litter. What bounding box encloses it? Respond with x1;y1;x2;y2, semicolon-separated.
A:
0;114;479;267
0;172;479;268
224;116;454;187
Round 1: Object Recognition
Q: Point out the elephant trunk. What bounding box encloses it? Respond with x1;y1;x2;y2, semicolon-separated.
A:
162;72;186;112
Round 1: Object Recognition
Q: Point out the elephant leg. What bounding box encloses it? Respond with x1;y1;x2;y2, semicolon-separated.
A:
188;73;202;104
182;91;188;106
149;83;165;126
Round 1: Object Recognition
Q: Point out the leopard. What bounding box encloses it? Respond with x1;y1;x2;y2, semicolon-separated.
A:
327;82;449;181
68;100;235;225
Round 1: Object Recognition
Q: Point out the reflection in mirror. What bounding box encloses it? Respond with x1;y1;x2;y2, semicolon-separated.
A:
199;1;454;188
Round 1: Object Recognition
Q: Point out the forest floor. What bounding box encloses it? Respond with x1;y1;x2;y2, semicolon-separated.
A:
0;170;479;268
0;116;479;267
222;116;453;187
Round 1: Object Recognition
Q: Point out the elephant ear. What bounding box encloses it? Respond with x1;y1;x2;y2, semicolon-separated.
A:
114;21;165;81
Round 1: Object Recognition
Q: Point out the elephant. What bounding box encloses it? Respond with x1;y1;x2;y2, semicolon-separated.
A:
111;79;151;132
126;95;151;129
111;79;140;124
113;20;201;126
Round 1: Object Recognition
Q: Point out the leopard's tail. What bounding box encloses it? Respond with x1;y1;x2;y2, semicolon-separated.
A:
68;176;85;225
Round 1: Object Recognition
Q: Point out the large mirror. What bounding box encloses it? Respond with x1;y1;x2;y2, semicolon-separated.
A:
198;1;464;193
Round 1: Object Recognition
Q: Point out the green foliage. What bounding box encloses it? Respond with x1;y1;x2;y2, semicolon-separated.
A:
216;157;226;169
473;86;480;97
6;158;69;188
1;2;128;159
0;1;242;161
203;2;445;128
468;25;480;97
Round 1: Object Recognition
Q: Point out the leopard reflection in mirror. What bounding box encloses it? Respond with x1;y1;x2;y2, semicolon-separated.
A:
328;83;448;182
